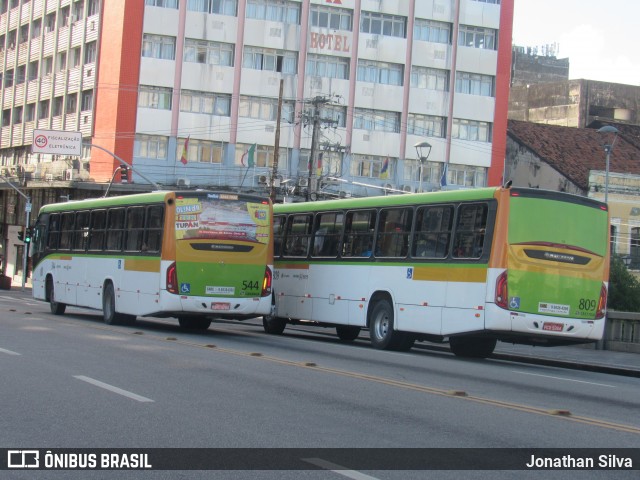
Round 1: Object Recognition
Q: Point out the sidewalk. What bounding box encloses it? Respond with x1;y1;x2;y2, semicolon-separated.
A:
492;342;640;377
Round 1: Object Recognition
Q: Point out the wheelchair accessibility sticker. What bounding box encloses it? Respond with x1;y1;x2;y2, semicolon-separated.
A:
509;296;521;310
407;268;413;279
180;283;191;294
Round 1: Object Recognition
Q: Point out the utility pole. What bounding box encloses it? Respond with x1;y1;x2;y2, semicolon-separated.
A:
1;175;31;290
270;78;284;203
304;96;337;201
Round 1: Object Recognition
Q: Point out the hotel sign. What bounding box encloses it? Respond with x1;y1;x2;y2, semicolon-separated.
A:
309;31;351;53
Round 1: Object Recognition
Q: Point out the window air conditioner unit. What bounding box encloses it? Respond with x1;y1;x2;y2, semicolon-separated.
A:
258;174;268;184
298;177;309;187
402;185;412;192
176;177;191;187
383;183;394;190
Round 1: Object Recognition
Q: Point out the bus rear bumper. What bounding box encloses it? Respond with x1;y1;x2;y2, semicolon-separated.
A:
158;292;272;318
484;304;605;344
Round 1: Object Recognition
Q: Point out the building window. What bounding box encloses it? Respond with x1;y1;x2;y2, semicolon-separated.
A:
81;90;94;111
403;160;442;185
28;60;38;81
44;12;56;33
70;47;82;68
353;108;400;133
455;71;494;97
87;0;99;16
31;19;41;39
184;39;234;66
458;25;497;50
84;41;97;63
300;148;343;177
12;106;22;124
142;34;176;60
350;154;393;179
42;56;53;75
180;90;231;116
452;118;491;142
138;86;172;110
410;66;448;91
413;18;450;44
1;109;9;127
357;59;403;86
235;143;289;169
443;164;487;188
56;51;67;72
310;4;352;30
38;99;49;120
243;46;297;74
19;24;29;44
239;95;294;123
360;11;406;38
246;0;300;24
72;0;85;22
320;104;347;128
407;113;446;138
187;0;237;16
134;134;168;160
177;137;224;163
52;97;63;116
4;68;13;87
66;93;77;114
15;65;25;85
145;0;179;7
306;54;349;80
24;103;35;122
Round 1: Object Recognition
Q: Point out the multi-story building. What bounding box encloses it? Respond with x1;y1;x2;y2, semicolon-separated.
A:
0;0;513;282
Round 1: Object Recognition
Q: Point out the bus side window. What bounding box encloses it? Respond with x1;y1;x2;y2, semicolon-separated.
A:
412;205;454;259
88;210;107;251
59;212;75;250
106;208;125;251
47;213;61;250
273;215;285;257
72;211;90;251
342;210;375;258
452;203;488;259
125;207;146;252
375;208;412;258
312;212;343;258
283;214;312;257
144;205;164;253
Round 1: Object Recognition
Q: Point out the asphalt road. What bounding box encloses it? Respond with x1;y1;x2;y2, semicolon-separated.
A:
1;291;639;479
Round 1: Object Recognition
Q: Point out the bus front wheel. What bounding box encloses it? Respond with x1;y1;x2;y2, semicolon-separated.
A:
449;336;497;358
336;325;360;342
178;316;212;330
263;315;287;335
369;298;415;351
46;277;66;315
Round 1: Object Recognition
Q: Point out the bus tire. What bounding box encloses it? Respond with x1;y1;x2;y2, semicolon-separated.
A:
46;277;66;315
449;336;497;358
102;282;132;325
263;315;287;335
178;316;212;330
336;325;360;342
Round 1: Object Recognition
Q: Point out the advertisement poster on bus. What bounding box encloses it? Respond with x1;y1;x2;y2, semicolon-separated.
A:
174;194;269;244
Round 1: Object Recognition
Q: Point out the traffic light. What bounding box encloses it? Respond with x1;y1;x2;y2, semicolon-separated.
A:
24;228;31;244
119;165;129;183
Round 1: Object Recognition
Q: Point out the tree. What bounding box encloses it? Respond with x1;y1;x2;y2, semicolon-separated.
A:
607;255;640;312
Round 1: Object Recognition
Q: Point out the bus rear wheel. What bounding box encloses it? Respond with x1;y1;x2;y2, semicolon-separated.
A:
336;325;360;342
369;298;415;351
178;316;212;330
46;277;66;315
449;336;497;358
102;282;135;326
263;315;287;335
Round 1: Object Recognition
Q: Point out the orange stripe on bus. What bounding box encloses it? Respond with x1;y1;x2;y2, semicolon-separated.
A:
124;259;161;273
412;266;488;283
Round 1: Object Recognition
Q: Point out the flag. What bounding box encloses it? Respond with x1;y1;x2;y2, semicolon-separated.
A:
180;136;190;165
242;143;256;167
316;152;323;176
380;156;389;179
440;163;448;188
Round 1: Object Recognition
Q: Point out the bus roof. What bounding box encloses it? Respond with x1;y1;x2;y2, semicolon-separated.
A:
37;190;271;215
274;187;501;213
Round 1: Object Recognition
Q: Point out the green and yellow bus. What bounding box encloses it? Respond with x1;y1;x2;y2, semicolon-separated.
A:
264;187;609;358
31;191;273;329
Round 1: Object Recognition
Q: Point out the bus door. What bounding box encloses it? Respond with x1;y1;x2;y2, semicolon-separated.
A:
173;193;272;308
279;213;313;320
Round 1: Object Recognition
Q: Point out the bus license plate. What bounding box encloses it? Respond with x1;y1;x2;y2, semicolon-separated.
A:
211;302;230;311
542;322;564;332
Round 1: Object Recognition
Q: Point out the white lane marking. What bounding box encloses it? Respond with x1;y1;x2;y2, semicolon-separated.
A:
512;370;616;388
74;376;154;402
303;458;380;480
0;347;21;355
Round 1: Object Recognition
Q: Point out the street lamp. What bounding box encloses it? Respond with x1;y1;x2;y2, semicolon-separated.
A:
414;140;432;193
597;125;619;203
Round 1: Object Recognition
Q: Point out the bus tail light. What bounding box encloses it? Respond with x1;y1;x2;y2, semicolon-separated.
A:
261;267;272;297
595;283;608;319
167;262;178;294
495;271;508;309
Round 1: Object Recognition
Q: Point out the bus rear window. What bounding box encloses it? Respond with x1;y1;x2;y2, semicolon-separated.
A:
175;194;270;245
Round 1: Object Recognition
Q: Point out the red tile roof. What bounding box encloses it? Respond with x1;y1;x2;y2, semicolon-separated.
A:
507;120;640;190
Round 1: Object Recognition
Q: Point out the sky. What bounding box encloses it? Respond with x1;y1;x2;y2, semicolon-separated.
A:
512;0;640;86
